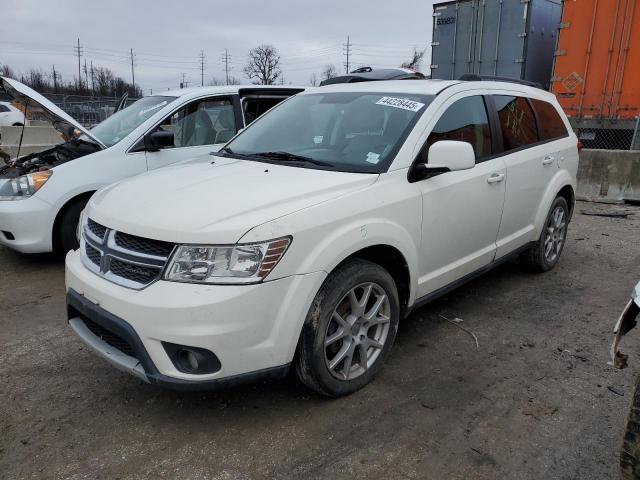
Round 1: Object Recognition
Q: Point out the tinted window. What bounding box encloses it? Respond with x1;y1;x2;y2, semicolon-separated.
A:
0;105;9;113
423;95;491;162
494;95;538;151
531;99;567;141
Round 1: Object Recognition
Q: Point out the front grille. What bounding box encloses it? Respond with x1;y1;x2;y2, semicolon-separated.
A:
83;317;136;358
109;257;160;284
85;243;101;266
81;218;174;290
114;232;174;258
87;218;107;239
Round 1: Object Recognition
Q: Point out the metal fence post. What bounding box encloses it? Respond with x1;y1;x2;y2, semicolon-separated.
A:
632;115;640;151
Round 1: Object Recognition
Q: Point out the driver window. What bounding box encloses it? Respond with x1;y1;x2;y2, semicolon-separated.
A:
154;98;236;148
418;95;491;164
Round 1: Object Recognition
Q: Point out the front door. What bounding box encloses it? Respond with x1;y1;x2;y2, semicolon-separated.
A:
144;96;240;170
414;94;506;297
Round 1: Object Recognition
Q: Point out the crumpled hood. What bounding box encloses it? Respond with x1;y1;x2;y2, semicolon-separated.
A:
87;156;378;244
0;76;105;148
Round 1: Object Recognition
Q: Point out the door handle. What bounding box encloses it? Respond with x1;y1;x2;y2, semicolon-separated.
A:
542;155;555;166
487;173;505;184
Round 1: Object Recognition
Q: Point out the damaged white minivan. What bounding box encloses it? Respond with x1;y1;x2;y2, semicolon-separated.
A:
0;77;303;253
67;78;579;396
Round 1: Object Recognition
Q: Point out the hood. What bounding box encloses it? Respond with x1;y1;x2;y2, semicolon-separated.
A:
87;157;378;244
0;76;105;149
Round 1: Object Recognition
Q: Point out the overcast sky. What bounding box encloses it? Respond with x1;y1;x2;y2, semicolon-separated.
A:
1;0;435;93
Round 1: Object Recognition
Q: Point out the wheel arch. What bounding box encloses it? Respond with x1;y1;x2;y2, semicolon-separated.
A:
51;190;95;250
533;171;576;239
331;244;412;317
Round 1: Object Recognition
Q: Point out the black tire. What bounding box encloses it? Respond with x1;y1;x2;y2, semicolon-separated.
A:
55;199;87;253
12;123;24;127
521;196;569;272
621;375;640;479
295;259;400;397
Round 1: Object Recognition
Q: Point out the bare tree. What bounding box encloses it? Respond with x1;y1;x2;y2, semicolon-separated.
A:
400;48;426;70
309;72;318;87
0;64;16;79
322;64;338;81
243;44;281;85
208;76;242;86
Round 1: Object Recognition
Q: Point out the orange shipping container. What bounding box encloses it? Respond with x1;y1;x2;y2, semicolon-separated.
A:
552;0;640;120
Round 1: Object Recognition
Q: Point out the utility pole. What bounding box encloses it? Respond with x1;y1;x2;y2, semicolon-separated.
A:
222;49;231;85
90;60;95;94
83;58;89;93
75;38;82;91
199;50;205;86
181;73;189;89
51;65;58;93
343;35;352;73
130;48;135;94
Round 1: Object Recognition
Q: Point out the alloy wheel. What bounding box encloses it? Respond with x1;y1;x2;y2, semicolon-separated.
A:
324;282;391;381
544;205;567;264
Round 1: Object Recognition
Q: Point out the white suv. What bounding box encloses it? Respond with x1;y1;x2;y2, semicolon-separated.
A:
0;76;302;253
0;101;26;126
66;79;579;396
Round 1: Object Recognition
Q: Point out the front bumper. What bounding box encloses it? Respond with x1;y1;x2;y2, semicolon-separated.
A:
0;194;54;253
65;249;327;389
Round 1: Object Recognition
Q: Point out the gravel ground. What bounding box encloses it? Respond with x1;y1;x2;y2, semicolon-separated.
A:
1;201;639;480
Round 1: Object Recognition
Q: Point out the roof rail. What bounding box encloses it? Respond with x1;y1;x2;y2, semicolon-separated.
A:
458;74;543;89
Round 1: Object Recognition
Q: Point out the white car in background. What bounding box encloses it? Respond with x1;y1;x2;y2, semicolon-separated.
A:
0;101;26;126
66;78;579;396
0;76;304;253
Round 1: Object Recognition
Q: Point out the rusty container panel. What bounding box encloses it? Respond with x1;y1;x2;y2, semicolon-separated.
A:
552;0;640;119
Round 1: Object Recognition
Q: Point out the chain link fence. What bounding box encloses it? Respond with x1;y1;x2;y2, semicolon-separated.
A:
571;115;640;151
41;93;140;127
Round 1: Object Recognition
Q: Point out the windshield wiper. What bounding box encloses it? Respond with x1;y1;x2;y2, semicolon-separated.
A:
252;151;334;168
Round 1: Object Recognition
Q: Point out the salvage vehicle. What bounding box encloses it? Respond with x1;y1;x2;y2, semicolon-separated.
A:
66;78;579;396
610;281;640;479
0;76;303;253
0;101;26;126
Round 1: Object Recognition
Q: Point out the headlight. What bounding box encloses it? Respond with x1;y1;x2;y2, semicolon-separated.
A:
0;171;53;200
77;209;87;243
164;237;291;284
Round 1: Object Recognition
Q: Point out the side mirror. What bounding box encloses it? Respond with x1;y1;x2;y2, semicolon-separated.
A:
409;140;475;182
144;130;174;151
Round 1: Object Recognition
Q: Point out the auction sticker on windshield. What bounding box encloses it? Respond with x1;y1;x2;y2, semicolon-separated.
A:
375;97;425;112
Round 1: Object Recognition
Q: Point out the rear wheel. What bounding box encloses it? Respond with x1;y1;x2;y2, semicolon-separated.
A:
295;259;399;397
522;196;569;272
621;375;640;479
55;198;88;253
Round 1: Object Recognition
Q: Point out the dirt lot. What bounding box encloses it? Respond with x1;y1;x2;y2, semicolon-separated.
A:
1;201;640;480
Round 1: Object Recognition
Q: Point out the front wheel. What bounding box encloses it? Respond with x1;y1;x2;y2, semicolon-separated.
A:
55;199;88;254
295;259;400;397
522;196;569;272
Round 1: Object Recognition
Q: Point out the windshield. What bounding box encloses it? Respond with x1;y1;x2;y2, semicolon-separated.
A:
223;91;433;173
87;96;177;147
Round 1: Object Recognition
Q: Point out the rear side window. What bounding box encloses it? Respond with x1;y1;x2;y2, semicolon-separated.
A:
0;105;9;113
530;99;568;141
424;95;492;161
493;95;538;151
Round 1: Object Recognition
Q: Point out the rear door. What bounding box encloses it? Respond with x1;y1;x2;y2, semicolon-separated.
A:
143;95;242;170
492;94;567;257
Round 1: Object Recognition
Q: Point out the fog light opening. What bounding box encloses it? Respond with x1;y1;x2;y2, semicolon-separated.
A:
162;342;222;375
